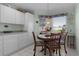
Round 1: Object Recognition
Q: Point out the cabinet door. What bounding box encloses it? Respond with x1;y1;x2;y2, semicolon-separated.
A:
22;33;29;46
15;10;24;24
24;13;34;31
20;12;25;24
0;36;3;56
18;33;28;49
0;5;15;24
3;35;18;55
24;13;28;31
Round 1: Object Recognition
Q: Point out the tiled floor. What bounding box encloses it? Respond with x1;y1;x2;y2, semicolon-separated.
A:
10;44;79;56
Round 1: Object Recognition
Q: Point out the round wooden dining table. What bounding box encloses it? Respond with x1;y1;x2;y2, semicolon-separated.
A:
37;32;62;55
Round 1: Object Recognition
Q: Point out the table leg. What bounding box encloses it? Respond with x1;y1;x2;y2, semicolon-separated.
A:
44;41;46;55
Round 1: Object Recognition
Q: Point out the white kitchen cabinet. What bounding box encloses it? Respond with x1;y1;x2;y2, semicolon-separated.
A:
0;5;24;24
0;5;16;24
3;34;18;55
24;13;34;46
24;13;34;32
0;32;32;56
20;12;25;24
24;13;34;44
18;33;29;49
0;36;3;56
15;10;24;24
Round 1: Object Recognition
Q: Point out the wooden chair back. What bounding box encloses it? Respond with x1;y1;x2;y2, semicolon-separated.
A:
47;33;61;47
61;32;68;44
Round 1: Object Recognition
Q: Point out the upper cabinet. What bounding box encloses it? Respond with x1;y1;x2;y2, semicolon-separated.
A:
0;5;24;24
15;10;25;24
24;13;34;31
0;5;16;24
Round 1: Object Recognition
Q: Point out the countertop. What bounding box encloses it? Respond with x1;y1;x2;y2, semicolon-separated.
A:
0;31;28;36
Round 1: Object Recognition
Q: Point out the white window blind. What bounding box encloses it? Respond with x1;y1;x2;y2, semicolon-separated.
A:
52;16;67;30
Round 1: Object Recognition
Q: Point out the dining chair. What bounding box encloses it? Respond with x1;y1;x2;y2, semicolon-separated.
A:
32;32;44;56
60;32;68;54
46;33;61;56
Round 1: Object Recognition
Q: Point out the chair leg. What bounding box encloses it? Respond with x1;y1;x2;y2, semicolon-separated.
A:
48;49;52;56
59;49;61;56
33;45;36;56
64;44;67;54
59;46;61;56
56;49;57;54
44;44;46;55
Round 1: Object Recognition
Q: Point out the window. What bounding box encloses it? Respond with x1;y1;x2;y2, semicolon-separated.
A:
52;16;67;30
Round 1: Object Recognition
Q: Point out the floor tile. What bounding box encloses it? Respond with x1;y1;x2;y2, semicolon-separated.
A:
11;45;79;56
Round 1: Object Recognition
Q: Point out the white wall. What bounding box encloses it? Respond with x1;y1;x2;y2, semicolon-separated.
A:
67;13;75;36
34;14;40;34
75;4;79;54
33;14;42;41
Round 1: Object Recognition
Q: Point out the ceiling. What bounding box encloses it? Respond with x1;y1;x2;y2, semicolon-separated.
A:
2;3;76;15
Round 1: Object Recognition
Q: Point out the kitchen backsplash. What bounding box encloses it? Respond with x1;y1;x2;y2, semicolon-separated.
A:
0;23;24;32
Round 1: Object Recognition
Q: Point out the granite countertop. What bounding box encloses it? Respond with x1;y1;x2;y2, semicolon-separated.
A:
0;31;28;36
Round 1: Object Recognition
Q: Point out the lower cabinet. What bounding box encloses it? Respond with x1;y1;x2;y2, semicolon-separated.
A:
0;36;3;56
0;32;32;56
3;35;18;55
28;32;34;44
18;33;28;49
